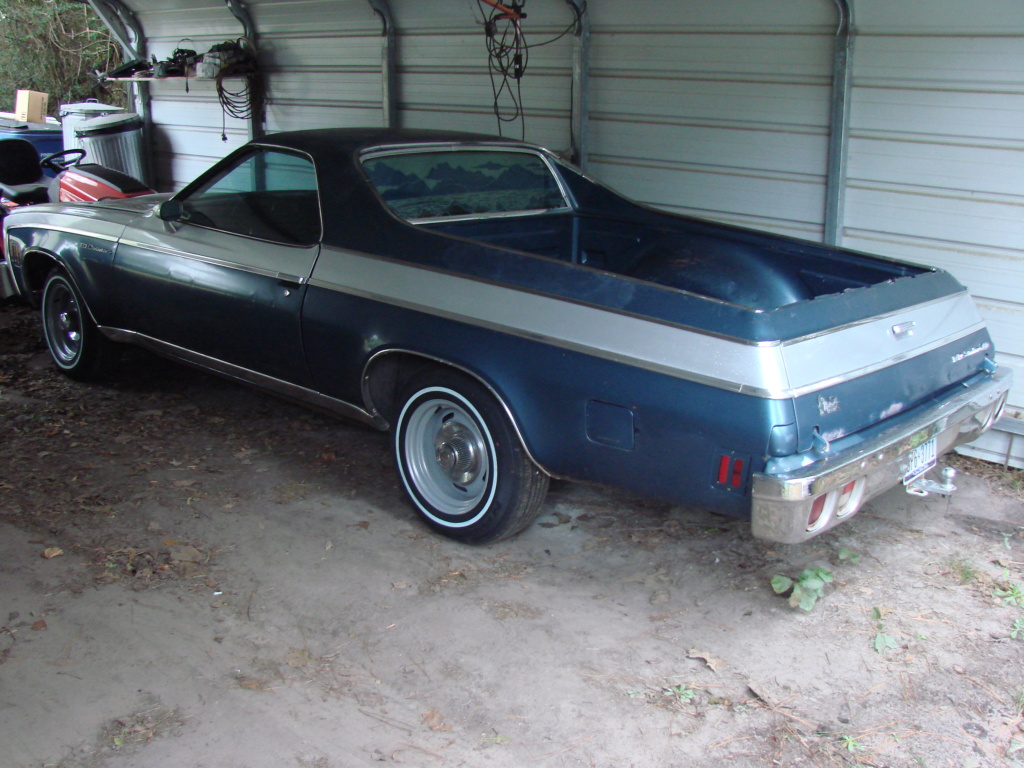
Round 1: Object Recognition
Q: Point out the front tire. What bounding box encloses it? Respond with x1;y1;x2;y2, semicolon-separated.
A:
41;269;118;381
393;370;548;544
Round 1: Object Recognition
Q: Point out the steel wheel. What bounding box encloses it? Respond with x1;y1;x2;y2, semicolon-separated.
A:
40;269;118;381
393;369;549;544
42;275;84;368
400;389;496;522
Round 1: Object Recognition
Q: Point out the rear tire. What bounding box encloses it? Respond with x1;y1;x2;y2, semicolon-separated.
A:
41;269;118;381
393;369;548;544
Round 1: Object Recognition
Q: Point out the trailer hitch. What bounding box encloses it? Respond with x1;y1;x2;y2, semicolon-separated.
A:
906;466;957;497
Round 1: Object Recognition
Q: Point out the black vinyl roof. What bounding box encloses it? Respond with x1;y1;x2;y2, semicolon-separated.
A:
253;127;524;160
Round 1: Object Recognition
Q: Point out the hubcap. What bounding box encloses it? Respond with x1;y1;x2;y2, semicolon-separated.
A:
58;311;80;342
434;421;479;485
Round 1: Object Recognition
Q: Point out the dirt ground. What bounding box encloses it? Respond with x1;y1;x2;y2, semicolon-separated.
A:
1;298;1023;768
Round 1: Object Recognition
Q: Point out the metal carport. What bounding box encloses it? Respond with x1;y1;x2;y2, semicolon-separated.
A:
86;0;1024;465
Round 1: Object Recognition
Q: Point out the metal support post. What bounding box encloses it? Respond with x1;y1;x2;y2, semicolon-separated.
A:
367;0;398;128
224;0;262;140
824;0;855;246
564;0;590;170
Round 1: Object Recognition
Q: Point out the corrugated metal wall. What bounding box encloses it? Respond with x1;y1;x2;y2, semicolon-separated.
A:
121;0;1024;463
845;0;1024;464
584;3;837;241
132;0;254;187
259;0;386;132
387;0;576;147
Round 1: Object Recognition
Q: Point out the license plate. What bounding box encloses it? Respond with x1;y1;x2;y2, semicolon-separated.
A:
902;437;937;485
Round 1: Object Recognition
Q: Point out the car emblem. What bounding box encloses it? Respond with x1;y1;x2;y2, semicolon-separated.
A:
891;321;915;340
951;341;990;364
818;395;840;416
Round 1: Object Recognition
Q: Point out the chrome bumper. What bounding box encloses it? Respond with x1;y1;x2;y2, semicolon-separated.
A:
751;367;1012;544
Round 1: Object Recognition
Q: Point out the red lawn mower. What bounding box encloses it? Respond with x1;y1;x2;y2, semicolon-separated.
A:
0;136;153;213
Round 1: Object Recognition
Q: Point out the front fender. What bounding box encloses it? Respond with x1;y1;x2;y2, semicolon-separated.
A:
4;208;130;320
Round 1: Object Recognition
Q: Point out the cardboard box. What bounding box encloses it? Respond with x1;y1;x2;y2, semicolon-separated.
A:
15;90;49;124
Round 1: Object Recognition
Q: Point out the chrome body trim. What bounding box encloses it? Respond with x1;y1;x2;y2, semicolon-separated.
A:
361;348;555;477
751;367;1012;543
5;222;124;244
99;327;385;429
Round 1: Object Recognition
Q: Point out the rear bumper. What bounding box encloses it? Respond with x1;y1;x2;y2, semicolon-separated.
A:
751;367;1012;543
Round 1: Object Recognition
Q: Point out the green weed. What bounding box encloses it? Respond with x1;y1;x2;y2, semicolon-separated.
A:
948;556;979;584
994;581;1024;607
771;567;834;611
662;683;696;703
836;733;864;752
838;548;860;565
871;606;899;655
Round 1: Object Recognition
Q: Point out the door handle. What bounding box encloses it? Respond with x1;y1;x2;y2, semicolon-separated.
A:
276;273;304;288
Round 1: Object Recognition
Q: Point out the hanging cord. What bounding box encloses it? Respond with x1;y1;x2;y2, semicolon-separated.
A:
212;38;264;141
475;1;585;141
478;0;528;139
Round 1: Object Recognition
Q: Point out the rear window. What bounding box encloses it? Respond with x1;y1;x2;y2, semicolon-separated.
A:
362;149;569;222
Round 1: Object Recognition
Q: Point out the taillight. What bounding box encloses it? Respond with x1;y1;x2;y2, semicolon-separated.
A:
717;455;730;485
835;479;863;518
807;494;829;530
806;477;866;532
715;453;748;489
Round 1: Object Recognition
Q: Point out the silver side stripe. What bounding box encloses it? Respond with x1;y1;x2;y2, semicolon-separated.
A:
310;248;987;400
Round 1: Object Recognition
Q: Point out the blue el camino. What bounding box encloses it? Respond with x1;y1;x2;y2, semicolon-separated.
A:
0;128;1011;544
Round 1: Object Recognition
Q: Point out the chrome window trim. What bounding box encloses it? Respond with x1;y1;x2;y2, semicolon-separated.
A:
358;144;574;223
176;146;324;247
407;207;568;226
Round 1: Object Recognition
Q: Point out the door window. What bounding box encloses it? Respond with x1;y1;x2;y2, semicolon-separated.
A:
180;149;321;245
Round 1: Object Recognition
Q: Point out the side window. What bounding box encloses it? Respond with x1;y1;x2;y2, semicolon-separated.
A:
181;149;321;245
362;150;569;222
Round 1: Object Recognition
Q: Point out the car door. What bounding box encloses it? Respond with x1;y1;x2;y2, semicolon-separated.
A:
113;147;322;388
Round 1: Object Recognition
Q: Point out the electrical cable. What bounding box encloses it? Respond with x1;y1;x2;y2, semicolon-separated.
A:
212;38;264;141
475;1;585;141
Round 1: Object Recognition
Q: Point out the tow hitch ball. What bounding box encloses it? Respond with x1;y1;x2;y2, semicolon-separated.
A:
906;466;957;497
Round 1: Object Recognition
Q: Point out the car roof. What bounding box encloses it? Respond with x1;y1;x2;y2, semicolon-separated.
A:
252;127;527;162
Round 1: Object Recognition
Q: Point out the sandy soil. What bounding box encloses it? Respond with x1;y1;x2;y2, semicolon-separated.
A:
2;298;1023;768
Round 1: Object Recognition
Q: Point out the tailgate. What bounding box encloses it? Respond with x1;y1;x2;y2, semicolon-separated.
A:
781;291;993;451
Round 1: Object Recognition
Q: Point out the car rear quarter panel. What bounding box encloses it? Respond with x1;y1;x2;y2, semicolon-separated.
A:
302;248;797;516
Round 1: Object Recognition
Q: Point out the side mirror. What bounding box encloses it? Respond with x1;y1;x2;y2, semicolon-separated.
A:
157;199;185;222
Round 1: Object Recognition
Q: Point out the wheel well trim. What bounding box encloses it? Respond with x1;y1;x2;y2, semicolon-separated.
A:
30;250;115;342
21;247;68;302
361;348;554;478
